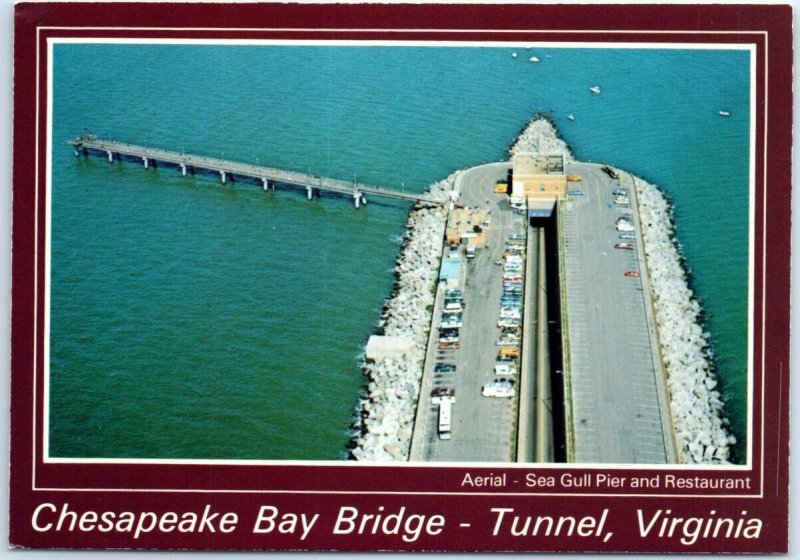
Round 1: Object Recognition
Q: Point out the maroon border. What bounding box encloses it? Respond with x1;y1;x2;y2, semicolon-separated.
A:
10;3;791;552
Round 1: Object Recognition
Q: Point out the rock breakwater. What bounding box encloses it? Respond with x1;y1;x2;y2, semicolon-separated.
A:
509;116;574;161
349;177;453;461
634;178;735;464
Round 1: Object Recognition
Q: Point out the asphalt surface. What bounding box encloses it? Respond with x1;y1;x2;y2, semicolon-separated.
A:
411;162;528;462
409;159;674;465
560;162;676;464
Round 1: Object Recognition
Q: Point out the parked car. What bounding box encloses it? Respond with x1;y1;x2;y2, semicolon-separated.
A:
482;379;515;398
494;364;518;376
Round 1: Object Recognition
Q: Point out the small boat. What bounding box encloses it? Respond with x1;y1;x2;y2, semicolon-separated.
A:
589;86;601;94
719;110;731;117
512;52;518;59
567;113;575;121
529;56;540;63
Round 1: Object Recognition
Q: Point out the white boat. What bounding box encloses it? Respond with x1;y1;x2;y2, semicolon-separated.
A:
529;56;540;63
589;86;601;94
567;113;575;121
512;52;518;59
719;110;731;117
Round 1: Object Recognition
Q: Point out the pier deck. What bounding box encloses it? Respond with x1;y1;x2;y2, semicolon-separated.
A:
69;134;446;206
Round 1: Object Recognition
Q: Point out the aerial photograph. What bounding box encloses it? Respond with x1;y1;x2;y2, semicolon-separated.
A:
48;43;750;465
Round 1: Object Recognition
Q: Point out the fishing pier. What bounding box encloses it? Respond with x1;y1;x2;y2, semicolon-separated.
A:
69;134;446;208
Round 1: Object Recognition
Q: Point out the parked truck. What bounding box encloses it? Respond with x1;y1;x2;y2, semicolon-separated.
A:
466;244;476;258
437;399;452;440
498;346;519;360
431;390;456;440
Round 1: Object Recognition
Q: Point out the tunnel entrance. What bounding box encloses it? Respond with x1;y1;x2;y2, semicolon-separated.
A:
529;212;567;463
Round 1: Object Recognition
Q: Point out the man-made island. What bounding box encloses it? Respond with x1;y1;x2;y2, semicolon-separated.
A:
352;118;735;465
70;117;735;465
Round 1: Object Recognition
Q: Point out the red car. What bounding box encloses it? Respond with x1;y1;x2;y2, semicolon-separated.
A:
624;271;640;278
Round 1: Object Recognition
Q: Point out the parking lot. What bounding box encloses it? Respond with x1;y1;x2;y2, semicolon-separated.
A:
560;162;676;464
408;159;674;465
410;162;529;462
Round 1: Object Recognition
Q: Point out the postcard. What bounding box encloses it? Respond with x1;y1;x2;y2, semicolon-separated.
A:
9;2;791;553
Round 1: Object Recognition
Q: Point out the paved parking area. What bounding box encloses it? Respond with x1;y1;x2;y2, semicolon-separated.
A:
560;162;675;464
411;162;527;462
409;159;675;465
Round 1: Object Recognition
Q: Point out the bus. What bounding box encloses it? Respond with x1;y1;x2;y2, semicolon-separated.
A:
438;399;452;440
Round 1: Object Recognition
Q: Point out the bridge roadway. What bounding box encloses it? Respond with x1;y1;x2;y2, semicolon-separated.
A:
69;134;445;206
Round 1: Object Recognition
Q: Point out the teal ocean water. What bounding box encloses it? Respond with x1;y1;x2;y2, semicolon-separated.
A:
49;44;750;462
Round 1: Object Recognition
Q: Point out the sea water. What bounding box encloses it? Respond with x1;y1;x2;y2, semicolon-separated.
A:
49;44;750;462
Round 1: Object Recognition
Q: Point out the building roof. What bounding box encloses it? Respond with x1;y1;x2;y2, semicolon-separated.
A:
365;335;415;362
527;198;556;218
439;256;462;281
513;153;565;176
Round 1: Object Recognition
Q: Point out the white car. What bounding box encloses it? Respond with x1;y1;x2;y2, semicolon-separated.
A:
500;309;521;319
494;364;518;377
482;379;515;398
